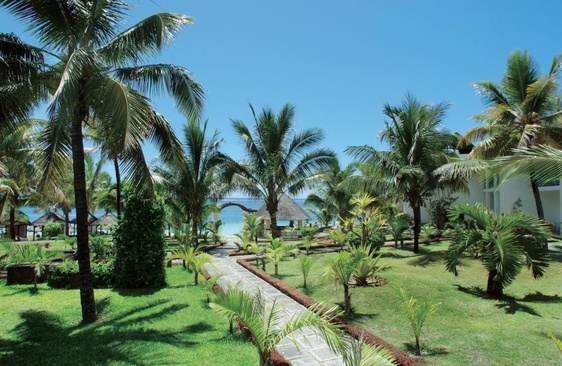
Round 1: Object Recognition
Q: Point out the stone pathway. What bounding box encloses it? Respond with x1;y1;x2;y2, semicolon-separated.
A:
204;237;344;366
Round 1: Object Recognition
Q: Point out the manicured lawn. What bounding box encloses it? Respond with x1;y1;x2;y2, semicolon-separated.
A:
263;241;562;365
0;266;257;365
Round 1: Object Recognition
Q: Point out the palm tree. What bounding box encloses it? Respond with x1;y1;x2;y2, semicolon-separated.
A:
346;93;458;253
322;251;357;316
209;286;346;366
154;120;227;243
464;50;562;219
226;103;335;237
446;203;550;296
305;158;356;227
0;1;203;323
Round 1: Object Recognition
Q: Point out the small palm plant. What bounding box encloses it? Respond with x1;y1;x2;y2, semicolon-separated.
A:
387;214;410;248
296;254;315;289
446;203;550;296
322;252;357;316
301;237;314;255
547;330;562;357
420;223;437;244
189;253;213;285
398;288;440;356
329;228;348;251
209;286;346;366
265;236;297;276
170;243;213;285
243;213;264;245
344;333;396;366
349;244;385;287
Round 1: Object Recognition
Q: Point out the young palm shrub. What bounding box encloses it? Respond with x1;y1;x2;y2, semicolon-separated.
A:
209;286;346;366
420;223;437;244
398;288;441;356
387;214;410;247
171;245;213;285
189;253;213;286
242;213;264;245
265;236;298;276
344;334;396;366
446;203;550;296
5;244;61;290
296;254;315;289
349;244;385;287
301;237;314;255
322;252;356;316
329;229;347;251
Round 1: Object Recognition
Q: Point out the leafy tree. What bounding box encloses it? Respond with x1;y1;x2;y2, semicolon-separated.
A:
209;286;346;366
154;120;228;243
398;288;441;356
446;203;550;296
226;103;335;237
0;1;203;323
464;51;562;220
113;194;167;289
347;93;459;253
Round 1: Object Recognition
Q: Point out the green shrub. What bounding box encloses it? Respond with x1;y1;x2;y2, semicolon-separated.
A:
47;260;114;289
90;235;113;262
44;223;62;239
113;194;167;289
300;226;317;237
57;234;77;250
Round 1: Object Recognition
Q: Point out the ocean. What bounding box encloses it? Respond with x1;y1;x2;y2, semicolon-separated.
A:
18;197;314;237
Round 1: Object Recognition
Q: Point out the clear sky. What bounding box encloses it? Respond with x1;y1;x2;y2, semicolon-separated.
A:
2;0;562;168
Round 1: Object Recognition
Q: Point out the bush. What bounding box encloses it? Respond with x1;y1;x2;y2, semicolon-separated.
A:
57;234;77;250
47;260;113;289
90;235;113;262
44;223;62;239
300;226;317;238
113;194;167;289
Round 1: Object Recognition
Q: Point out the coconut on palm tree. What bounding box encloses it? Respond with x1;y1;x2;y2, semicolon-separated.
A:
226;103;335;237
463;50;562;219
446;203;550;296
346;93;459;253
0;1;203;323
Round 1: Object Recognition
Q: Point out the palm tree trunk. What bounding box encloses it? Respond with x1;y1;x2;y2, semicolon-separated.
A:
486;269;503;296
72;87;97;324
270;210;280;238
191;219;198;246
9;206;16;240
344;283;351;316
530;177;545;220
413;205;421;254
64;211;70;235
114;158;121;220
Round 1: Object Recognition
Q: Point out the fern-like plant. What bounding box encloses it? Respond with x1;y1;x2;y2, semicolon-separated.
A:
398;288;440;355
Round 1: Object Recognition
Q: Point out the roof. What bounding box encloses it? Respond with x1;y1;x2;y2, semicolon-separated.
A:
91;211;118;227
70;211;98;225
255;194;310;221
31;211;66;226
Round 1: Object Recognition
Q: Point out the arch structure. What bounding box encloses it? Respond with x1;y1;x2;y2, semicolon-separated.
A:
218;201;257;213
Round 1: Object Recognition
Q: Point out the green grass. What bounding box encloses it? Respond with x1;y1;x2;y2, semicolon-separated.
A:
0;266;257;365
264;241;562;365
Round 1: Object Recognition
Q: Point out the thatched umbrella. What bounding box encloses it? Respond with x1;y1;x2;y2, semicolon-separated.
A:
255;194;310;233
31;211;67;240
90;211;119;234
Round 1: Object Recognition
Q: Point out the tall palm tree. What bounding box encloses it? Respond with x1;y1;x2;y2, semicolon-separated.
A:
305;158;356;227
0;1;203;323
346;93;458;253
446;203;550;296
154;120;227;242
464;50;562;219
227;103;335;237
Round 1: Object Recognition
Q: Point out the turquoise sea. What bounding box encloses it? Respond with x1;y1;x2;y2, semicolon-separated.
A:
18;197;314;237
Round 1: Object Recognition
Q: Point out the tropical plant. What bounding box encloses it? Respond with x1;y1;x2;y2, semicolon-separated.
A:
202;274;222;303
209;286;346;366
43;222;62;239
322;251;357;316
242;213;264;245
398;288;441;356
446;203;550;296
420;223;437;244
344;333;396;366
154;120;228;243
386;214;410;248
264;236;297;276
305;158;356;227
226;103;335;237
426;196;457;231
329;228;348;251
301;237;314;255
346;93;459;253
349;244;385;287
0;1;203;323
463;50;562;220
296;254;315;289
4;244;61;289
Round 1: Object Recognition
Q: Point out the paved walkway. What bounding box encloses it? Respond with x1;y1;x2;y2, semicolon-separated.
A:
204;237;344;366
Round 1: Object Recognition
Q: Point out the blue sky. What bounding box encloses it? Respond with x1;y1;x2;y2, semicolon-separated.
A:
2;0;562;168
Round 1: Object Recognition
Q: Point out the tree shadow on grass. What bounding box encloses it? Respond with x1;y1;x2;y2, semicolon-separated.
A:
455;285;542;316
378;251;412;259
406;251;445;267
0;299;194;365
114;285;166;297
548;250;562;263
403;343;449;356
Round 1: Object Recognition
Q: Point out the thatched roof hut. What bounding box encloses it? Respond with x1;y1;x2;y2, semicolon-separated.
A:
70;211;98;225
91;211;118;234
31;211;66;226
255;194;310;222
